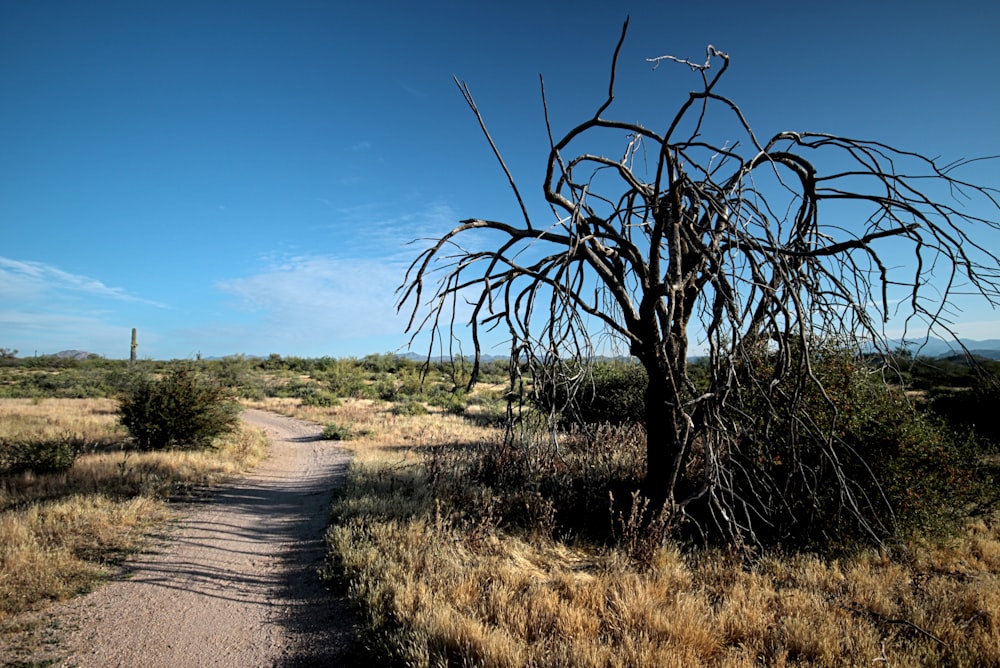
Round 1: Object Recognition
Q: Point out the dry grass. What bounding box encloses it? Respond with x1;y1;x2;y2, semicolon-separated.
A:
0;398;269;623
307;396;1000;667
244;396;492;449
0;398;124;448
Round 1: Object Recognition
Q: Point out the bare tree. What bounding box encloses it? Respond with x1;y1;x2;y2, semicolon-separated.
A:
398;19;1000;546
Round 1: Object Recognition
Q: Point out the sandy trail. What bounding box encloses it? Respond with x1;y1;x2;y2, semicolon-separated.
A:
48;409;360;667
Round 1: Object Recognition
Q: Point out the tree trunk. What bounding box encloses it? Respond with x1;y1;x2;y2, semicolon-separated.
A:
642;361;683;507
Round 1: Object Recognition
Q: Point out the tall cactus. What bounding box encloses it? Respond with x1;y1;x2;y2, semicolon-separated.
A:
130;328;137;371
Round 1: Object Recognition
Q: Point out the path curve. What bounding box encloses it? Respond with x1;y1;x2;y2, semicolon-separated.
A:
52;409;360;667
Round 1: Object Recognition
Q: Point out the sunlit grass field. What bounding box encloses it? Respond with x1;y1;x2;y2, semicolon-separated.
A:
253;396;1000;667
3;384;998;666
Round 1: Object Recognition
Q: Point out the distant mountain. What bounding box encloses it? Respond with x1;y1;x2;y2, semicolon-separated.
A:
400;351;508;364
54;350;101;360
888;338;1000;360
402;338;1000;363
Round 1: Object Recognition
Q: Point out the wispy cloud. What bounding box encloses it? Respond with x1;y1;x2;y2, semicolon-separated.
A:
0;257;166;307
397;81;427;99
215;254;410;345
307;200;458;262
346;140;372;152
206;200;468;355
0;256;169;356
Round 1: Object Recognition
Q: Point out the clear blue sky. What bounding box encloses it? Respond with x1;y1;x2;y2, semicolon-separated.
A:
2;0;998;359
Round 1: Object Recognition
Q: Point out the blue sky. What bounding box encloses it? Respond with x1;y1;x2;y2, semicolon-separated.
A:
2;0;998;360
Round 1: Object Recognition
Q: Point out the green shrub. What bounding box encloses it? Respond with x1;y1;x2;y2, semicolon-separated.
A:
373;377;399;401
324;360;370;398
206;354;265;398
0;357;129;398
928;375;1000;449
1;436;81;474
117;368;240;450
301;389;341;407
393;401;429;416
731;347;992;546
321;423;352;441
425;387;467;412
536;361;647;425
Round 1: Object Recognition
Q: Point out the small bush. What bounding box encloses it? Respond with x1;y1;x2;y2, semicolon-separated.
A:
425;388;467;414
117;368;240;450
322;423;352;441
1;436;81;474
536;361;647;426
928;375;1000;449
373;377;399;401
393;401;429;416
301;389;341;407
731;347;993;546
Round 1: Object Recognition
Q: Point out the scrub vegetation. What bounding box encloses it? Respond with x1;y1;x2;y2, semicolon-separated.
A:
239;351;997;666
1;351;998;665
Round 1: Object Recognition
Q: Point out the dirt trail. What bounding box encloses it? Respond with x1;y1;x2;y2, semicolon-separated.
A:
47;409;360;667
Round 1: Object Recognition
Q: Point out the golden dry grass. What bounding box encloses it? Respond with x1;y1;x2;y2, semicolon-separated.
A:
244;396;493;449
306;396;1000;667
0;398;124;447
0;398;269;622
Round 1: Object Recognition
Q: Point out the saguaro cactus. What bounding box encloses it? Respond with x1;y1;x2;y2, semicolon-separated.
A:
130;328;137;371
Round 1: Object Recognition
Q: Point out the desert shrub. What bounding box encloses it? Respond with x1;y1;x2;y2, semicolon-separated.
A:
206;355;265;398
425;386;467;413
321;423;352;440
0;359;128;399
269;378;320;400
439;347;992;552
393;401;429;416
373;377;399;401
535;361;647;426
0;435;81;474
117;368;240;450
928;374;1000;449
361;352;403;375
426;418;646;547
475;359;512;385
395;366;426;398
730;347;992;546
462;393;507;426
323;359;372;398
301;389;341;407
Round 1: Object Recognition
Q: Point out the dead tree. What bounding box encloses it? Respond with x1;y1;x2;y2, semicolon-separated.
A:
398;19;1000;546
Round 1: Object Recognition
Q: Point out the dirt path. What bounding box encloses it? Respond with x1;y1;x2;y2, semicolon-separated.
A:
47;409;361;667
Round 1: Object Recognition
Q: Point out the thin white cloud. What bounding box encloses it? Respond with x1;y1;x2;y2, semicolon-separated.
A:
215;254;409;343
0;257;166;307
397;81;427;99
312;200;459;260
205;200;467;354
